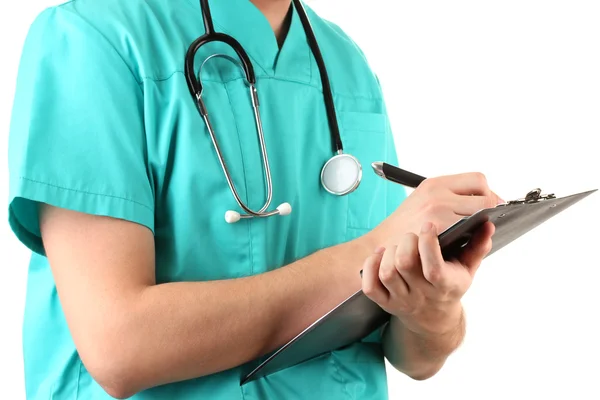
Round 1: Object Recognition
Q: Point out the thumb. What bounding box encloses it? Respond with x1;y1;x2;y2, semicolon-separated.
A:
459;222;495;276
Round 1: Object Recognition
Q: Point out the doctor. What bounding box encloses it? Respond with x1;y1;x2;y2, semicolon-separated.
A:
8;0;500;399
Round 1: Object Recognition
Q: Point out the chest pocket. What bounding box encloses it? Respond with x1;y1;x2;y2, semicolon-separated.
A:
339;111;390;240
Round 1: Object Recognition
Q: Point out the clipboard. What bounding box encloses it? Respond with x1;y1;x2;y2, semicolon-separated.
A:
241;187;597;385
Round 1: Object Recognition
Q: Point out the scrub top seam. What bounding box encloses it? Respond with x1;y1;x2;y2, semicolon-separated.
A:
308;35;313;82
18;176;154;213
58;4;145;91
346;224;374;231
138;71;383;100
75;359;82;400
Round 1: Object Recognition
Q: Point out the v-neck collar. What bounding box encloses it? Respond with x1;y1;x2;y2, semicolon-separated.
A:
186;0;311;78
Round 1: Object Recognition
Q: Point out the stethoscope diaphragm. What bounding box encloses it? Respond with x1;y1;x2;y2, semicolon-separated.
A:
320;153;362;196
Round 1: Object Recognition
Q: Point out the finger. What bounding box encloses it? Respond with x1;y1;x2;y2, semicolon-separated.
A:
435;214;467;234
459;222;495;276
378;246;409;297
393;232;421;291
452;194;503;216
492;191;505;204
417;222;448;289
362;250;389;306
437;172;492;196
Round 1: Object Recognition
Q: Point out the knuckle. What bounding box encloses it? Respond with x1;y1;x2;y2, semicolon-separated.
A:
422;202;444;217
472;172;488;187
401;232;419;245
394;253;415;272
425;267;443;285
468;172;490;193
419;177;438;194
362;281;375;296
379;265;396;284
419;177;434;189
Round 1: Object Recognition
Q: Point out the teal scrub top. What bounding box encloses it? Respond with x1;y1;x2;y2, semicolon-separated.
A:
8;0;407;398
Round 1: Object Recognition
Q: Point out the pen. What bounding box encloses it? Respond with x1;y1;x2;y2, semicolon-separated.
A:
371;161;426;188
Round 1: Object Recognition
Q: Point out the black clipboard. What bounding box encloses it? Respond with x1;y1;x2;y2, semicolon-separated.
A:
241;187;597;385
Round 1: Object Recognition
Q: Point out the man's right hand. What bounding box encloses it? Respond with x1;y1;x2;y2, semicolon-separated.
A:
369;172;503;249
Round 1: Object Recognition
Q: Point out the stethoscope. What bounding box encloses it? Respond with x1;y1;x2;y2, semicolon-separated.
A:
185;0;362;223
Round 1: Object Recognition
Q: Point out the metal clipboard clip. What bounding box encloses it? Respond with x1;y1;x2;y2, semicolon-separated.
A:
500;188;557;206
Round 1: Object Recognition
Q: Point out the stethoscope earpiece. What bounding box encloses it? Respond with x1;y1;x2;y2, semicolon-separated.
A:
276;202;293;216
224;211;241;224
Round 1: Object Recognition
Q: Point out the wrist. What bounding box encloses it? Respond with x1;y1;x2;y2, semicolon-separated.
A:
434;304;464;337
402;303;465;337
325;234;376;289
364;222;388;250
361;229;381;253
367;212;413;250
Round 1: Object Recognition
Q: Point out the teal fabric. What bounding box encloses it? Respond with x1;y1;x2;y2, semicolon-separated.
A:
8;0;407;398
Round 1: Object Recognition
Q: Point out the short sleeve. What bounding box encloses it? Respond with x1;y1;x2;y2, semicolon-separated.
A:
8;7;154;256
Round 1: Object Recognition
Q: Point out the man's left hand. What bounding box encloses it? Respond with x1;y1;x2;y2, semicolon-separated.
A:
362;220;495;336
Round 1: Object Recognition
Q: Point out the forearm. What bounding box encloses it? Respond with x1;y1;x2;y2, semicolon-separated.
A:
382;307;465;380
100;237;371;395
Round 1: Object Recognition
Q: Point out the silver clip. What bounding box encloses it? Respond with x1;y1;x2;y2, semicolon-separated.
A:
506;188;556;205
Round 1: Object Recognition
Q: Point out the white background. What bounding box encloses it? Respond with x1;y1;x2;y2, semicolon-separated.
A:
1;1;599;399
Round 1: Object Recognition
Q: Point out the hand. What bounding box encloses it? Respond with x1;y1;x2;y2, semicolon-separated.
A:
362;220;495;336
369;172;503;249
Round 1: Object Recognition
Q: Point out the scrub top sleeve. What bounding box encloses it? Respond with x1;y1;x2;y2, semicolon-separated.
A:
7;7;154;256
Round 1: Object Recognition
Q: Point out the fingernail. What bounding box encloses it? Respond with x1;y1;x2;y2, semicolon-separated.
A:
374;246;385;254
498;198;505;205
421;222;433;234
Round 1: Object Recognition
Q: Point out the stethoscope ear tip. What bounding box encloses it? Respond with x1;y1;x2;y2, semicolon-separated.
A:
276;203;292;216
225;210;241;224
224;203;292;223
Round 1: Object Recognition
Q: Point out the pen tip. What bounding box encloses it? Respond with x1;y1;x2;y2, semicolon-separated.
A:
371;162;384;177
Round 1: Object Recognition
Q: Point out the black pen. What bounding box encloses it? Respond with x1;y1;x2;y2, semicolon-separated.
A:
371;162;426;188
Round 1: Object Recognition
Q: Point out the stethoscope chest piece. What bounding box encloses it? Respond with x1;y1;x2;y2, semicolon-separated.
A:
321;153;362;195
